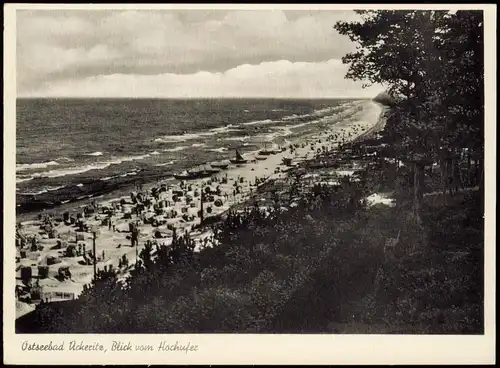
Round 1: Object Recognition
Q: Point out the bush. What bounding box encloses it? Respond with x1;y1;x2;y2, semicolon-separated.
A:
19;173;483;334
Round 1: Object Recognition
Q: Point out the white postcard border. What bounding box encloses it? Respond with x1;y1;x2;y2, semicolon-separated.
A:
3;3;496;365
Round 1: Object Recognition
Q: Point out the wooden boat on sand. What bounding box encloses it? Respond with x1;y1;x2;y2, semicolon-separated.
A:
229;150;248;164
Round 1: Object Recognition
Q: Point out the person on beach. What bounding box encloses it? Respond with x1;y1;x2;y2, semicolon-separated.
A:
130;221;139;247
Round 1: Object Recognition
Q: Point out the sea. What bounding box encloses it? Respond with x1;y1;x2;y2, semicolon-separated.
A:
16;98;382;214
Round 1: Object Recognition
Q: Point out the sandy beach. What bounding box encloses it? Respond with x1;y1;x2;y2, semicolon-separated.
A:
15;102;384;317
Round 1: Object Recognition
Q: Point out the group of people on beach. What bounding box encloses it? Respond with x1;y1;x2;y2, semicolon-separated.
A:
15;120;377;310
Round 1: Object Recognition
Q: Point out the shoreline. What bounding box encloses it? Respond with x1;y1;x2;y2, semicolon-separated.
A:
16;101;385;223
15;101;386;318
15;98;364;218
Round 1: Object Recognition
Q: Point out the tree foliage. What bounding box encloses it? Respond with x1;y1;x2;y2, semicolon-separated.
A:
335;10;484;208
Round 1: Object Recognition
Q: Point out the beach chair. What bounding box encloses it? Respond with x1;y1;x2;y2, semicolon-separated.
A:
20;267;33;285
46;255;61;266
58;266;71;281
38;266;49;279
65;244;78;257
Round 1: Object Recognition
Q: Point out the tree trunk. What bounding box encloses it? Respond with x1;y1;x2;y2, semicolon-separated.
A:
467;148;472;186
475;157;481;186
456;154;466;192
450;156;457;196
440;155;447;205
413;162;425;225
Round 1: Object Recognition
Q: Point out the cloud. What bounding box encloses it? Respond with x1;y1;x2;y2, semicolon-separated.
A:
22;59;385;98
17;9;369;97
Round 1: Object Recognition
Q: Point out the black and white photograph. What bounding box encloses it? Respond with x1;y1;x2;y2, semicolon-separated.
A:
3;3;496;365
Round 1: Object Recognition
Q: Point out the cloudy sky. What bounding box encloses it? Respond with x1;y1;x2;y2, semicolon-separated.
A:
17;9;385;98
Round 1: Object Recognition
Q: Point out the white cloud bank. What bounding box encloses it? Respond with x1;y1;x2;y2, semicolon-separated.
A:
17;9;383;98
21;59;384;98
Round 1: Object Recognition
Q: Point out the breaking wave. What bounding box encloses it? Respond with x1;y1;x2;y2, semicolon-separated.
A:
16;154;152;183
16;161;60;172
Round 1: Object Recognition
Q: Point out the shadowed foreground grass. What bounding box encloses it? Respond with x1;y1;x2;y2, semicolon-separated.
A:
17;178;483;334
